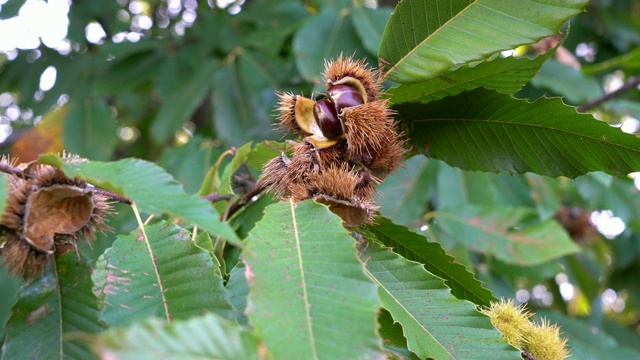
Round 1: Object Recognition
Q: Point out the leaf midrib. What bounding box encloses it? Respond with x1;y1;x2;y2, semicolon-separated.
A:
384;0;477;79
290;199;318;359
369;226;493;305
410;117;639;153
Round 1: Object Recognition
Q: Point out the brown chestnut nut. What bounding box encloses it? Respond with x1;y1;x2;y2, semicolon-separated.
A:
327;84;364;111
313;99;343;139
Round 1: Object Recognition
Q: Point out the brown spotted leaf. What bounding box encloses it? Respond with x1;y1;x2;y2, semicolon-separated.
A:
98;221;234;327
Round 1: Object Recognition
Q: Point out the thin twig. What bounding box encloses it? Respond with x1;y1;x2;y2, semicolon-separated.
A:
224;182;267;221
92;187;132;205
202;193;233;203
577;75;640;112
0;162;33;179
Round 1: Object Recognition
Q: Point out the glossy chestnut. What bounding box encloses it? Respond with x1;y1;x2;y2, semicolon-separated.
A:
313;99;343;139
327;84;365;111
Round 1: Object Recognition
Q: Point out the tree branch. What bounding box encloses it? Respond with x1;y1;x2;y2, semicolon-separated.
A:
577;75;640;113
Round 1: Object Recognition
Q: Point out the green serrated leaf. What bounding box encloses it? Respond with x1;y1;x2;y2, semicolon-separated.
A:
3;253;104;360
92;313;262;360
388;51;554;104
150;58;218;145
244;200;382;359
361;216;496;307
101;221;233;327
361;239;519;359
430;204;581;265
378;309;421;360
64;97;118;160
379;0;588;83
38;155;240;245
397;88;640;178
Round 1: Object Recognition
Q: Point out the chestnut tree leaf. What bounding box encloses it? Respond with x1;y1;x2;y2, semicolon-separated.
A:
99;221;234;327
428;204;581;265
360;238;520;359
212;57;278;147
387;50;554;105
396;88;640;178
293;7;369;83
2;252;104;360
351;6;393;55
150;58;218;145
377;309;421;360
38;154;240;245
379;0;588;83
244;200;382;359
360;216;497;307
91;313;262;359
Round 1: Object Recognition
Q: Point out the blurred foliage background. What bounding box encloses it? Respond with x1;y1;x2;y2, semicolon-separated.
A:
1;0;640;357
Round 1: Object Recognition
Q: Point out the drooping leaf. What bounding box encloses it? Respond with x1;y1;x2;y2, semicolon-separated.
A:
38;154;240;245
64;97;118;161
387;51;554;104
99;221;233;327
3;252;104;360
93;47;164;95
351;6;393;55
150;58;218;145
244;200;382;359
92;313;262;360
361;216;497;307
293;7;369;83
530;59;603;104
360;238;520;359
219;141;253;195
396;88;640;178
429;204;581;265
212;60;277;147
379;0;588;83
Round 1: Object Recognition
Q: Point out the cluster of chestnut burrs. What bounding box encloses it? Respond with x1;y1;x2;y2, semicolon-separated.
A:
260;56;406;226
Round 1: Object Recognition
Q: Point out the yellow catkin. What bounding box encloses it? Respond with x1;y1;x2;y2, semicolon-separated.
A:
523;318;570;360
481;299;532;348
482;299;571;359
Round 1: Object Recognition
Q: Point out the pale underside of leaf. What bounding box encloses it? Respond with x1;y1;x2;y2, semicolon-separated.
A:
379;0;588;83
244;200;381;360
